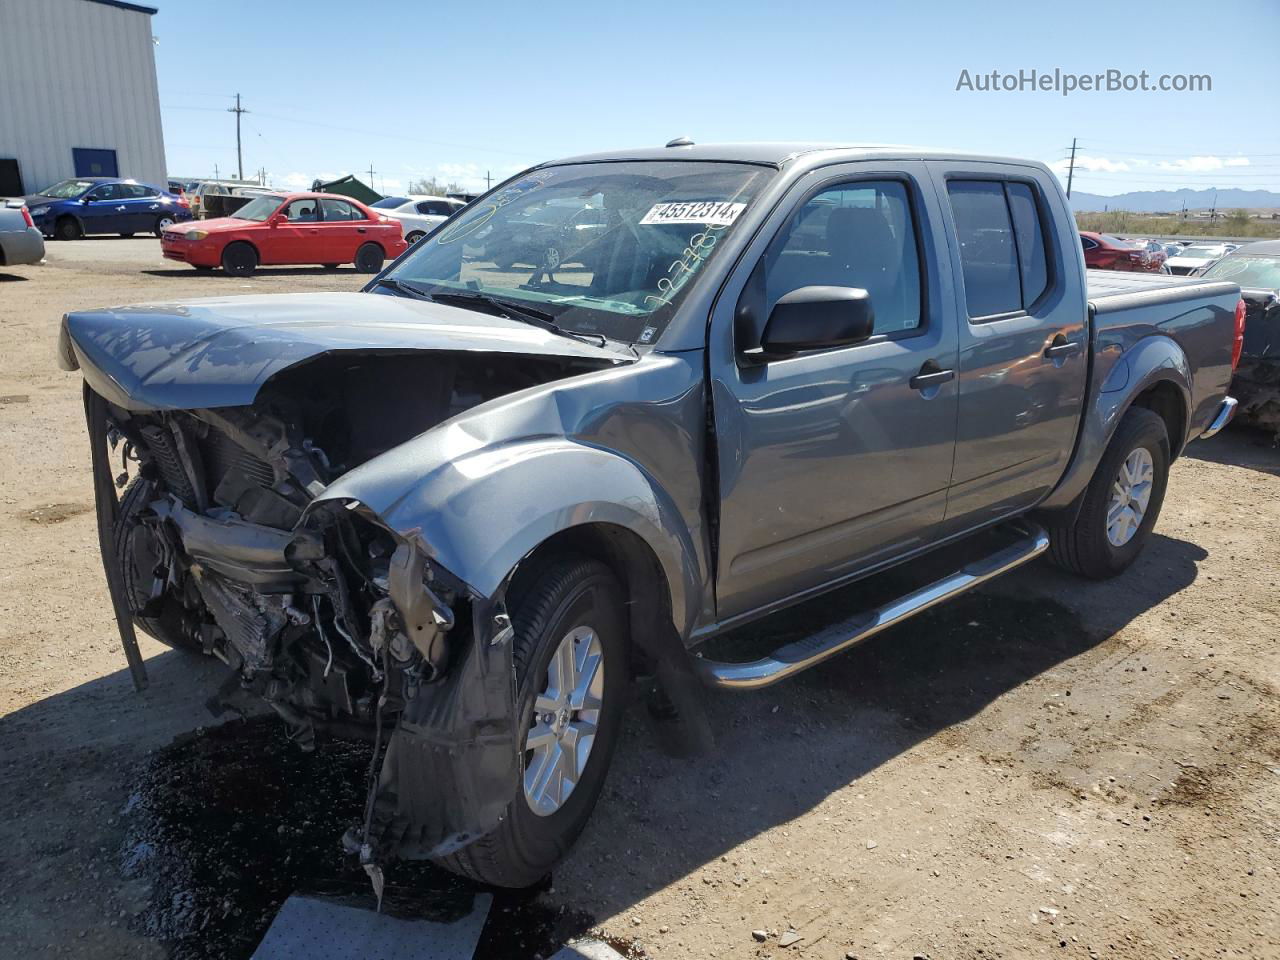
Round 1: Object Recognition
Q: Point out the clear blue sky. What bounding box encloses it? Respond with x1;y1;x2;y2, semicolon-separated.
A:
152;0;1280;197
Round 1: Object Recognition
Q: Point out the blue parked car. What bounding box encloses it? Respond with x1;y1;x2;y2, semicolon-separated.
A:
23;177;193;241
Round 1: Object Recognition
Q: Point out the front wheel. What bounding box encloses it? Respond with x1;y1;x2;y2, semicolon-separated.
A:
436;557;628;887
1047;406;1170;579
221;241;258;277
354;242;384;273
55;217;83;241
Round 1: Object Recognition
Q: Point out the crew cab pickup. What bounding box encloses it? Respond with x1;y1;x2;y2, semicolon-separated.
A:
59;143;1243;888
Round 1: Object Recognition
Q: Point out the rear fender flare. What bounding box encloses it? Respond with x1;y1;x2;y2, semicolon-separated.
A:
1040;333;1190;512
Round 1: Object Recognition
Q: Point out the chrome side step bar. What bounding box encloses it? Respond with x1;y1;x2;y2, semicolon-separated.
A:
694;523;1051;690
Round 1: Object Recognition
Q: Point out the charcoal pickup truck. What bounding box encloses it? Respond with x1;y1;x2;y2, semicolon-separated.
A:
59;143;1243;888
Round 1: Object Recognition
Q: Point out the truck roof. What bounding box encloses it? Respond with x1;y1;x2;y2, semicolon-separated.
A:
547;141;1047;169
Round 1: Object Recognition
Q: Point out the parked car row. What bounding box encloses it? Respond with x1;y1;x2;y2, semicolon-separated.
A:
1079;232;1248;277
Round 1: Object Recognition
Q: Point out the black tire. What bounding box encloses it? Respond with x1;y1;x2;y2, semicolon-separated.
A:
493;253;516;271
55;217;83;241
1048;406;1170;579
405;231;426;246
437;557;628;888
221;241;258;277
114;479;199;652
119;232;135;238
354;242;384;274
153;216;176;237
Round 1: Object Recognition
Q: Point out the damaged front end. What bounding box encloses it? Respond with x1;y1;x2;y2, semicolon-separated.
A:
75;336;618;868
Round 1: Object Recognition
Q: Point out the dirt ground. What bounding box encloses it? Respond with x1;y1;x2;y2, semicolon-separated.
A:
0;239;1277;960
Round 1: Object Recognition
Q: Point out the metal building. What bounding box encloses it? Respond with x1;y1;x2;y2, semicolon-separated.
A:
0;0;166;196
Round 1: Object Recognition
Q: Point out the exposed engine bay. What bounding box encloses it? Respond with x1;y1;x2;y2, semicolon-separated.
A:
86;349;610;864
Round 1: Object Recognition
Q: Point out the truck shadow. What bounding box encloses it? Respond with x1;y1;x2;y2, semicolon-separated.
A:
0;532;1205;959
1182;423;1280;477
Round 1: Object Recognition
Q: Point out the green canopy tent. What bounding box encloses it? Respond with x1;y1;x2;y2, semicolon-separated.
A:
310;174;382;205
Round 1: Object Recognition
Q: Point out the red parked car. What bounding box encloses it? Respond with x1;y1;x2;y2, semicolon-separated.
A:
160;192;407;276
1079;231;1162;273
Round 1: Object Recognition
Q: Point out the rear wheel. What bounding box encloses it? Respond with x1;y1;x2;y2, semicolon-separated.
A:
405;231;426;246
436;557;628;887
55;217;83;241
153;215;176;237
1048;406;1170;579
221;241;258;277
354;242;384;273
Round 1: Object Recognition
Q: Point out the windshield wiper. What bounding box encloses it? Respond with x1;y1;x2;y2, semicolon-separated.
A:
427;291;608;348
373;277;434;300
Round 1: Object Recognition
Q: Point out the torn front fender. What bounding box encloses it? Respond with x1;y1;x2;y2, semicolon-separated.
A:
367;595;519;859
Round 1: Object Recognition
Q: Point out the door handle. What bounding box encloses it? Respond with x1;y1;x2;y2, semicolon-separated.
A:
357;227;367;233
116;206;127;211
909;361;956;391
1043;335;1082;360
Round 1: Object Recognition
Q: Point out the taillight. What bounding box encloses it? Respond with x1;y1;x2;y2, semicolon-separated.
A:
1231;299;1246;371
20;206;34;228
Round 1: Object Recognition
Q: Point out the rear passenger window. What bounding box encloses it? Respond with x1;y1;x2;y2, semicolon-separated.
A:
762;180;922;336
1006;183;1049;306
319;198;363;221
948;179;1051;318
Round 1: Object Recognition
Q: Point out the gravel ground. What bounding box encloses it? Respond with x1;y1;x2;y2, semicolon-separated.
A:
0;239;1277;959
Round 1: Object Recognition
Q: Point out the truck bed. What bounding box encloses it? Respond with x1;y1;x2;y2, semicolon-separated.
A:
1086;270;1239;316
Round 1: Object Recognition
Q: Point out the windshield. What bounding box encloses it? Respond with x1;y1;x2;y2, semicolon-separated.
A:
40;179;96;199
1200;255;1280;289
381;161;774;343
233;194;286;221
371;196;409;209
1181;244;1225;258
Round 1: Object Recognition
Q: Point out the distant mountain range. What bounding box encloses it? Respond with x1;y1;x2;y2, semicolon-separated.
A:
1069;187;1280;213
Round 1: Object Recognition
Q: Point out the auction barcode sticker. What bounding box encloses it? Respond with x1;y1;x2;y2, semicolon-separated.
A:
640;200;746;226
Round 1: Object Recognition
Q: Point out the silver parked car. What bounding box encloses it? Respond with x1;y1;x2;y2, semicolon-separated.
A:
0;200;45;267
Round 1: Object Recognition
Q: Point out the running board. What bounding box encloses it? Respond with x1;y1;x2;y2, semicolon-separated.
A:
694;523;1051;690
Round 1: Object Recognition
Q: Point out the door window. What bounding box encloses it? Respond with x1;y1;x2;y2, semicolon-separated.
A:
758;180;923;337
319;198;365;221
284;199;319;222
88;183;123;201
415;200;455;216
947;179;1052;318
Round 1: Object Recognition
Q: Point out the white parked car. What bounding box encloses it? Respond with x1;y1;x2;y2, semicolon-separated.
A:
1165;242;1230;276
368;194;465;244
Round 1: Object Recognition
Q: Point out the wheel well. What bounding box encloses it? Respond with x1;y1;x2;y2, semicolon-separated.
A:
223;239;258;259
1130;380;1186;459
508;523;675;677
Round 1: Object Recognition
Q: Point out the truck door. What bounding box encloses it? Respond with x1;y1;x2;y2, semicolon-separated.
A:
709;164;959;621
925;163;1088;533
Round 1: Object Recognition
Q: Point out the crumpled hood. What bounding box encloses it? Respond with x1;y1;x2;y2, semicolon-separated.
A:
58;291;628;411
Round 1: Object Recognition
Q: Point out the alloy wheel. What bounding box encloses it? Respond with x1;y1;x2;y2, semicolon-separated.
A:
523;625;605;817
1106;447;1154;547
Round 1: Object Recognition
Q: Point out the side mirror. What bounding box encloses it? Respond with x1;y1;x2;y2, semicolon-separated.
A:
755;286;875;359
80;196;93;204
269;213;287;226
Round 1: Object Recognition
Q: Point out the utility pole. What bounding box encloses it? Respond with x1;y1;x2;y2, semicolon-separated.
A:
368;163;377;187
1065;137;1078;199
228;93;248;180
485;170;493;190
1210;191;1218;221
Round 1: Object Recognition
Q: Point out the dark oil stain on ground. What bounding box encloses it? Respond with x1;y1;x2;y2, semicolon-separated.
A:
121;718;594;960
